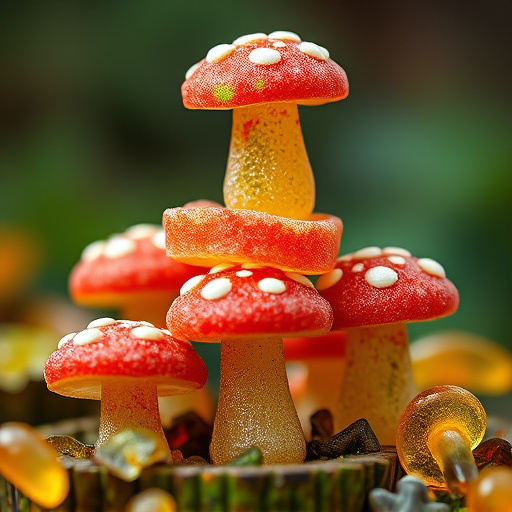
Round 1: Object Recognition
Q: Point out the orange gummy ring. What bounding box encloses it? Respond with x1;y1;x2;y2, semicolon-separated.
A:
163;205;342;274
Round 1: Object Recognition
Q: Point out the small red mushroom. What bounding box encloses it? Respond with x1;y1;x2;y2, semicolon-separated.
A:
317;246;459;445
69;224;206;326
182;31;348;220
44;318;207;455
168;263;333;464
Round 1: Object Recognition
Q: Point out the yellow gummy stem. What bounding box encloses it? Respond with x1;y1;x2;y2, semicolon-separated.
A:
223;102;315;220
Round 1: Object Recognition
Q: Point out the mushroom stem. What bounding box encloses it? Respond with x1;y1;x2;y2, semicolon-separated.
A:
223;102;315;220
211;336;306;464
334;324;417;445
97;381;170;455
427;428;479;494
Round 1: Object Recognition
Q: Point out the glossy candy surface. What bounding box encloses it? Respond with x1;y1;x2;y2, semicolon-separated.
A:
126;488;177;512
164;204;342;273
396;386;486;490
0;422;69;508
466;466;512;511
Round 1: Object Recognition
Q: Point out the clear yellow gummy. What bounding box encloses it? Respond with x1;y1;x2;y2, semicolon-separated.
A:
0;422;69;508
223;102;315;220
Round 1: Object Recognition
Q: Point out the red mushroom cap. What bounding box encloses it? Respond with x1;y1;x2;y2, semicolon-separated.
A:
283;331;346;361
317;246;459;330
168;264;333;342
69;224;206;307
44;318;207;399
182;31;348;109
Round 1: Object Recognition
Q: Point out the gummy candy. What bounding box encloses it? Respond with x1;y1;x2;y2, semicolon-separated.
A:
465;466;512;511
473;438;512;470
228;446;263;466
0;422;69;509
396;385;486;493
125;488;177;512
46;435;94;459
369;475;449;512
163;204;342;273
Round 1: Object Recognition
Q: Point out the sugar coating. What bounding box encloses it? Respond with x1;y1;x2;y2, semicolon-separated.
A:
205;44;236;63
201;278;232;300
131;326;165;340
180;274;206;295
316;268;343;291
168;265;333;341
365;266;398;288
73;328;103;346
418;258;446;278
248;47;282;65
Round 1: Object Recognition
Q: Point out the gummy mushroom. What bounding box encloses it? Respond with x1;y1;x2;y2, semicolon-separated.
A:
44;318;207;455
317;246;459;445
69;224;205;326
168;263;333;464
182;31;348;220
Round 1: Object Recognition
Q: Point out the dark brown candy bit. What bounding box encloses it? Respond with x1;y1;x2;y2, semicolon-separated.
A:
46;435;95;459
473;438;512;470
307;418;380;460
310;409;334;439
164;411;213;460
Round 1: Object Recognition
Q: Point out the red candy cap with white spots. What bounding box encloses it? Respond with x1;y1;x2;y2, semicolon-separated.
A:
44;318;207;399
69;224;205;305
317;247;459;329
182;31;348;109
168;264;333;342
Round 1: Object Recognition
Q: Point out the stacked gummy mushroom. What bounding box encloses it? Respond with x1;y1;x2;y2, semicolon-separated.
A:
165;31;347;464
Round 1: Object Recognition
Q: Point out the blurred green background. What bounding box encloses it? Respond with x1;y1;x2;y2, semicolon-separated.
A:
0;1;511;419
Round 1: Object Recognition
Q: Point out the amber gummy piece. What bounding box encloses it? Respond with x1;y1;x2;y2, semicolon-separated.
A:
466;466;512;511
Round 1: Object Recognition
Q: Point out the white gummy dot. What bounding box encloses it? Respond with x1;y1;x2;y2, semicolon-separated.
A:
387;256;406;265
81;240;106;261
201;278;232;300
365;266;398;288
58;333;76;349
268;31;301;43
272;41;286;48
236;270;253;277
233;33;267;45
316;269;343;290
73;328;103;346
87;317;116;329
209;263;235;274
242;263;263;269
180;275;206;296
249;48;281;65
418;258;446;278
125;224;157;239
104;237;136;259
337;253;353;262
206;44;236;63
185;62;201;80
353;247;382;259
131;326;164;340
151;230;166;250
382;247;411;257
351;263;364;273
318;45;330;58
258;278;286;294
285;272;314;288
299;41;328;60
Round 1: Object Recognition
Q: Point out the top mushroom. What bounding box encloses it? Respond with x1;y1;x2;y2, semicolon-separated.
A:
182;31;348;220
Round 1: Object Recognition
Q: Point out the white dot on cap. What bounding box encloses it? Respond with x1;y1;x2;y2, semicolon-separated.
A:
272;41;286;48
58;332;76;349
236;270;253;277
318;45;329;58
387;256;406;265
209;263;235;274
268;31;301;43
180;275;206;296
185;62;201;80
81;240;106;261
353;247;382;259
233;33;267;45
206;44;236;63
382;246;411;257
316;269;343;291
258;278;286;294
201;278;232;300
151;230;166;250
249;48;281;65
125;224;157;240
104;237;136;259
365;266;398;288
352;263;364;273
87;317;116;329
132;326;164;340
299;41;328;60
337;253;353;262
418;258;446;278
73;328;103;346
285;272;314;288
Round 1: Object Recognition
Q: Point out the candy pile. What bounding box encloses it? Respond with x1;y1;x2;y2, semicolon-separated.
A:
0;30;511;511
